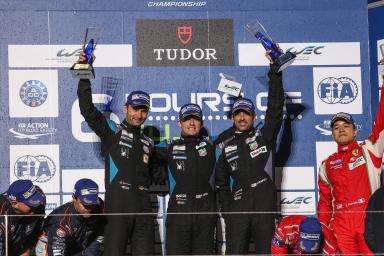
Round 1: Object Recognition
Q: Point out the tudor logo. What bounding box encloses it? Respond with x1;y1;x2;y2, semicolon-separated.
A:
178;26;192;45
136;19;234;66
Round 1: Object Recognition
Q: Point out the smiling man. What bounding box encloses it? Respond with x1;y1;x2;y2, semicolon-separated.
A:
318;84;384;254
156;103;217;255
215;57;284;254
76;52;159;255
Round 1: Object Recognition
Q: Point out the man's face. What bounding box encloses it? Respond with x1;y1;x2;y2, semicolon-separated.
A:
232;110;255;132
332;120;357;146
178;116;202;137
12;201;32;214
73;197;96;219
124;105;149;127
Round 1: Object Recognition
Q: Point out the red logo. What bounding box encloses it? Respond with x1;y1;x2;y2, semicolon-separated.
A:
177;26;192;45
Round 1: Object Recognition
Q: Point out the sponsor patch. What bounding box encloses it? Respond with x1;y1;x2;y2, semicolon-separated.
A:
248;141;258;151
119;141;132;148
173;145;186;151
272;237;284;247
143;145;149;154
330;158;343;165
245;135;256;144
225;145;237;153
227;155;239;162
56;228;66;238
348;156;365;170
250;146;267;158
230;161;238;172
141;138;150;146
198;148;207;157
176;161;185;171
173;155;187;160
195;141;207;149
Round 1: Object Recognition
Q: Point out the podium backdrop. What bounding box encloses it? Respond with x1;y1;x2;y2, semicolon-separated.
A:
0;0;372;217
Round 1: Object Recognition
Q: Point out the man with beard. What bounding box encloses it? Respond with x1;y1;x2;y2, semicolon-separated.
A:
215;51;284;254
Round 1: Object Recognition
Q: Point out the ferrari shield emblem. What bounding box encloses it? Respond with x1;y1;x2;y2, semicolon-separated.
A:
178;26;192;45
352;149;359;156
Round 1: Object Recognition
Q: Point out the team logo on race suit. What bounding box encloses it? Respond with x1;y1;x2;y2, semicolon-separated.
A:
178;26;192;45
120;147;129;158
317;77;358;104
352;149;359;156
198;148;207;157
176;161;185;171
19;80;48;107
56;228;66;238
14;155;56;183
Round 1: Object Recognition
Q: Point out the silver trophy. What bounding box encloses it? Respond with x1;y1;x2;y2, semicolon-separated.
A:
245;19;296;72
70;27;102;79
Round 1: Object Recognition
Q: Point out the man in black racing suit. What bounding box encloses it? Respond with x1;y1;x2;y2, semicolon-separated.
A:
157;103;217;255
76;52;158;255
215;59;284;254
36;178;105;256
0;179;46;256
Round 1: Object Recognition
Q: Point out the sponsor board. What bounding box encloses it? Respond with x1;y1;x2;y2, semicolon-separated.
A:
9;70;58;118
136;19;234;66
279;191;316;215
8;45;132;68
275;167;315;190
45;194;61;215
71;94;120;142
10;144;60;193
9;122;57;140
377;39;384;89
8;72;53;115
313;67;362;114
61;169;105;193
238;42;360;66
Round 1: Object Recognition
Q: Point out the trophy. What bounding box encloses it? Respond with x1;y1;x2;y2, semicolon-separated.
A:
245;19;296;72
70;27;102;79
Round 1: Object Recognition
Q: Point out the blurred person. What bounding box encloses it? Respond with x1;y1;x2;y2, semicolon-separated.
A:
76;52;161;255
36;178;105;256
271;215;338;255
0;179;46;256
365;185;384;253
215;50;284;254
318;76;384;254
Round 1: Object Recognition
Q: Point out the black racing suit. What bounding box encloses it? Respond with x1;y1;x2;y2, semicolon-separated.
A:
77;79;157;255
0;194;45;256
215;65;284;254
37;200;105;256
364;186;384;254
157;135;217;255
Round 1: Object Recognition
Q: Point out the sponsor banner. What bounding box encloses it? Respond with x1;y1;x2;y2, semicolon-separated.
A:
9;121;57;140
8;44;132;68
61;169;105;193
136;19;234;66
377;39;384;89
238;42;360;66
45;194;60;215
9;69;58;117
279;191;316;215
275;167;315;190
313;67;362;114
10;144;60;193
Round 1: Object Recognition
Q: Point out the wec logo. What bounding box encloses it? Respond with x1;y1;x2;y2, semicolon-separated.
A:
281;196;311;205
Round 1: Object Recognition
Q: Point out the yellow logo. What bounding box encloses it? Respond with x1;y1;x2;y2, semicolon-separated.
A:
352;149;359;156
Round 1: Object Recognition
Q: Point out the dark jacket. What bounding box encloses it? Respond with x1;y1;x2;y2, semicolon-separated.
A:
77;79;159;214
42;200;105;256
365;186;384;253
0;194;45;256
215;66;284;214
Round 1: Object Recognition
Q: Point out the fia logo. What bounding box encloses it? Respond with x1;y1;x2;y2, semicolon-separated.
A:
14;155;56;183
19;80;48;107
317;77;358;104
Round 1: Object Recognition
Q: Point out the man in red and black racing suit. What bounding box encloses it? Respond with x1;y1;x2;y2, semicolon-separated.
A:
318;86;384;254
